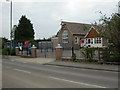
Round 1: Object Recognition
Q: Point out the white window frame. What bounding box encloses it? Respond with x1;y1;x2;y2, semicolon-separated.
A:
94;38;102;44
99;38;102;44
91;38;93;44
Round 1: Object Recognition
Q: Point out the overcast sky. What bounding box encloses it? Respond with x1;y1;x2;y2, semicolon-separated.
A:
1;0;119;40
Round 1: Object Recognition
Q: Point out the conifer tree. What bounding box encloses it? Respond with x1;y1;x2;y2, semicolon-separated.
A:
14;15;35;41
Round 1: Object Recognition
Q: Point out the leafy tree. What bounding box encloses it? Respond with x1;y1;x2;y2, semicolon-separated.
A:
14;15;35;42
96;13;120;55
107;14;120;55
2;37;9;47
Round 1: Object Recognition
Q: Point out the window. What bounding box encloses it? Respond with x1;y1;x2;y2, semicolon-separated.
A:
97;38;99;44
91;38;93;44
86;38;93;44
74;36;78;44
88;39;90;44
62;30;68;43
63;39;68;43
99;38;101;44
94;38;101;44
94;38;96;44
86;39;88;44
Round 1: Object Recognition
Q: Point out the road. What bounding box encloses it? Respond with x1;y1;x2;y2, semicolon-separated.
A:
0;55;2;89
2;58;119;88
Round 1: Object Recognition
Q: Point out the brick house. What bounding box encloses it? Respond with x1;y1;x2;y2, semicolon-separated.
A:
58;21;92;49
81;26;108;48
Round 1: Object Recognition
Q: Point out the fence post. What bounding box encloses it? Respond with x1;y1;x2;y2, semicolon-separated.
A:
51;42;54;52
55;44;63;60
31;45;37;58
71;46;76;60
98;48;100;61
53;42;54;52
15;47;19;55
46;41;48;52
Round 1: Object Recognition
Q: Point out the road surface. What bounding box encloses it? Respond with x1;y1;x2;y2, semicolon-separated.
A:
2;58;119;88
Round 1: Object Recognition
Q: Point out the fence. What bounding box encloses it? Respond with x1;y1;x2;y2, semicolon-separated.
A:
37;41;55;58
62;48;102;61
5;41;113;61
38;41;54;52
36;46;101;60
37;49;55;58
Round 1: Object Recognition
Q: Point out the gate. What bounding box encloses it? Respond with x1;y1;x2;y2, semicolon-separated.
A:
18;42;32;56
37;41;55;58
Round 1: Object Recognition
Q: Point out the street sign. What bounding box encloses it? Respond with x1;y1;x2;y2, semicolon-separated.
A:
24;41;29;46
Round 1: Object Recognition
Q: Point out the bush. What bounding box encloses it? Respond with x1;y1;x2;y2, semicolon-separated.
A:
2;48;16;56
2;48;10;55
82;48;96;62
100;48;110;62
109;55;120;62
10;49;16;55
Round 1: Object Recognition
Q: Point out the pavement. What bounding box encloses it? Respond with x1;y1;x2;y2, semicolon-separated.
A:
3;55;119;72
46;61;119;72
3;56;55;64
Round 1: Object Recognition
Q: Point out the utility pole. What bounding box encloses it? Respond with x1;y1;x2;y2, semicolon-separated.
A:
118;1;120;14
6;0;13;52
10;1;13;50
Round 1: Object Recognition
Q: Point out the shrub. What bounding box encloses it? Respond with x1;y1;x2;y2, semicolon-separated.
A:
109;55;120;62
10;49;16;55
100;48;110;62
82;48;96;62
2;48;16;56
2;48;10;55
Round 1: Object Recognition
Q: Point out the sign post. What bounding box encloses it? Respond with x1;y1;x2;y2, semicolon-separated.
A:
24;41;29;55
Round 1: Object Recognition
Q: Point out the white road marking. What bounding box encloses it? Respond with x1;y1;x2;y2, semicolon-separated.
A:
49;77;107;88
14;68;31;74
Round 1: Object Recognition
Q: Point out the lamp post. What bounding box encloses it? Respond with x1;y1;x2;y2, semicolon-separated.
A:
10;1;12;50
6;0;13;51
